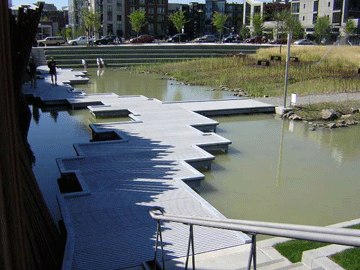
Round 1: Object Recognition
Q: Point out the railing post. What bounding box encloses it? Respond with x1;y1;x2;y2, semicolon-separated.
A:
185;224;195;270
247;234;257;270
154;220;165;270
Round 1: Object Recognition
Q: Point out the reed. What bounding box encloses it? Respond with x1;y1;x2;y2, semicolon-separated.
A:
135;46;360;97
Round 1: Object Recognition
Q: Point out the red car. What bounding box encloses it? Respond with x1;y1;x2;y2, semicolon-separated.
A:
130;35;155;43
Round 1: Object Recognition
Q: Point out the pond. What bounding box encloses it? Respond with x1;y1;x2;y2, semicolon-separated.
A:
28;68;360;228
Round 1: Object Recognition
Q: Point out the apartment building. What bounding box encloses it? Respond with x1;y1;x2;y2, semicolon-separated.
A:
291;0;359;36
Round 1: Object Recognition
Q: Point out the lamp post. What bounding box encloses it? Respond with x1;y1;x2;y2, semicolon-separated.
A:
283;32;292;108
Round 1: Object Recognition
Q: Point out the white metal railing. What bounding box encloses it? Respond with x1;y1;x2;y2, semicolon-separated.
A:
149;207;360;270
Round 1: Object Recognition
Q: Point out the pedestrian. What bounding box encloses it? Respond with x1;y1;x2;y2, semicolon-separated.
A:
29;57;37;88
47;57;57;85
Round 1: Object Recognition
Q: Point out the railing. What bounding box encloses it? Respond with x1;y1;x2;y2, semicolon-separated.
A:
149;207;360;270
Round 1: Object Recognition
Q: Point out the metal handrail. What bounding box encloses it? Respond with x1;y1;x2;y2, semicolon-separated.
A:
149;207;360;270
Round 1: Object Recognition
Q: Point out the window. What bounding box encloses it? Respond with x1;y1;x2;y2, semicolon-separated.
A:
333;0;343;10
107;24;113;34
313;13;317;23
303;4;305;8
303;16;305;21
157;7;164;14
313;1;318;12
291;3;300;13
117;15;121;21
328;2;331;7
116;4;121;11
332;12;341;23
107;12;112;21
293;14;299;21
107;0;112;3
107;5;112;12
139;0;145;4
148;7;154;14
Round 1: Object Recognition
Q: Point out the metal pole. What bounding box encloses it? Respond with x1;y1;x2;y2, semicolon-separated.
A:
283;32;292;108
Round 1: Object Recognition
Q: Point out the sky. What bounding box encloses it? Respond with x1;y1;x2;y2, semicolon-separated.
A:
11;0;270;10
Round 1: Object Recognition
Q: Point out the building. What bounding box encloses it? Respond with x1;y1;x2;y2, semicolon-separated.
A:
68;0;168;39
290;0;360;39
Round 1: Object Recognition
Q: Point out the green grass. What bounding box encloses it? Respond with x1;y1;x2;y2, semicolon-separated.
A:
330;225;360;270
133;46;360;98
274;240;329;263
274;224;360;267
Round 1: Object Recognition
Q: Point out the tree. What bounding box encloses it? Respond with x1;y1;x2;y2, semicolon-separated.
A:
280;10;305;40
81;7;101;45
168;10;188;41
314;16;331;44
345;19;356;35
252;13;264;36
129;9;147;40
211;11;229;41
240;26;251;39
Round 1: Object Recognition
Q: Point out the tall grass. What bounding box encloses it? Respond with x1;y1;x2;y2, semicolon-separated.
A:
135;46;360;97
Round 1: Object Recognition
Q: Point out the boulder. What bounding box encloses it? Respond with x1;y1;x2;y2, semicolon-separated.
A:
327;123;337;129
321;109;338;120
289;114;302;121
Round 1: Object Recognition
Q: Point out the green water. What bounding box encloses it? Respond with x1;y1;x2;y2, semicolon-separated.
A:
28;69;360;227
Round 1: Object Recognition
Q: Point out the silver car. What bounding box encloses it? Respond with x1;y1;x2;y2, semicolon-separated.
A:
68;36;94;45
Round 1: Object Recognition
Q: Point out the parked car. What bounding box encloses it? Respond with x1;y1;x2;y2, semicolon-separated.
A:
68;36;94;45
37;36;65;46
167;33;189;43
269;38;287;44
222;35;241;43
193;35;219;43
244;36;265;44
293;39;313;45
95;35;117;45
130;35;155;43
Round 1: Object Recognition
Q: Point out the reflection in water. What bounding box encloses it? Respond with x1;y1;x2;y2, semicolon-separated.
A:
32;105;40;124
75;68;234;102
199;115;360;227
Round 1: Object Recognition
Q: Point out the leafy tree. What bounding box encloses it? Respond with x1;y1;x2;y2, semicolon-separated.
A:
345;19;356;35
240;26;251;39
81;8;101;38
252;13;264;36
272;10;305;40
211;11;229;41
168;10;188;41
314;16;331;44
128;9;147;40
66;27;72;40
74;26;86;38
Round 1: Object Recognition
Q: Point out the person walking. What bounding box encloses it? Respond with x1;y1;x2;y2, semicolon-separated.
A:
47;57;57;85
29;57;37;88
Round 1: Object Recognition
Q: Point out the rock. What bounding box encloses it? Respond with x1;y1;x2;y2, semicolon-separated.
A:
263;95;269;98
309;126;316;131
341;114;353;119
321;109;339;121
289;114;302;121
327;123;337;129
282;111;294;118
352;108;359;113
346;119;356;125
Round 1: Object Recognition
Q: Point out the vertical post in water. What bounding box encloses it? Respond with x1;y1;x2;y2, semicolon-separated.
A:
283;32;292;108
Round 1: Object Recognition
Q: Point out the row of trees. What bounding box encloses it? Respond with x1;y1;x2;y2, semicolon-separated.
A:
68;7;357;44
